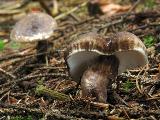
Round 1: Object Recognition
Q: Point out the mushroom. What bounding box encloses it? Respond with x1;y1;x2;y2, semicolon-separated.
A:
65;32;148;103
10;12;57;62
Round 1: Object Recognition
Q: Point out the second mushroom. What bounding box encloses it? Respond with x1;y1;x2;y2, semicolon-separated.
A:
10;12;57;63
65;32;148;103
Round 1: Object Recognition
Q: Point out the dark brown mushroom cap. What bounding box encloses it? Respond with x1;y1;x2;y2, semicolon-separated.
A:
66;32;109;57
10;12;57;42
65;32;108;82
65;32;148;82
110;32;148;74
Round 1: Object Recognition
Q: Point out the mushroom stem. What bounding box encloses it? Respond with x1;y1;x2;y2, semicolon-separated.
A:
36;40;48;63
81;56;119;103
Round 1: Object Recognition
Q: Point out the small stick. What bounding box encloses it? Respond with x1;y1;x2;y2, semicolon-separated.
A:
0;105;43;116
55;2;88;20
0;68;16;79
69;13;81;22
52;0;58;15
113;92;129;106
129;22;160;32
36;85;70;101
122;107;130;120
90;101;109;109
135;66;147;94
123;0;141;18
0;73;68;90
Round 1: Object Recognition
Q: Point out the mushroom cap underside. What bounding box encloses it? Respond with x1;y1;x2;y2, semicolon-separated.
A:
10;12;57;42
65;32;148;82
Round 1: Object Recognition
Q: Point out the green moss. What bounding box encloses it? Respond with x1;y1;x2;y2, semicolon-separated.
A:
143;35;155;47
136;0;156;12
122;80;135;92
144;0;156;9
10;115;33;120
9;41;21;50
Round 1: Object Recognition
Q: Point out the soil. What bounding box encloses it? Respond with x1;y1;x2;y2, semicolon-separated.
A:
0;0;160;119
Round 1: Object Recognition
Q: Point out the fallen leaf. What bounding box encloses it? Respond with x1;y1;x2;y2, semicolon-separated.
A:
88;0;131;16
100;3;131;16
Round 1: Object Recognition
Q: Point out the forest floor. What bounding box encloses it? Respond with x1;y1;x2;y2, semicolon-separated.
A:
0;0;160;120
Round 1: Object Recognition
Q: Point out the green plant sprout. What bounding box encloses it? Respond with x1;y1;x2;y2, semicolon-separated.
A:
143;35;155;47
122;80;134;92
0;40;5;51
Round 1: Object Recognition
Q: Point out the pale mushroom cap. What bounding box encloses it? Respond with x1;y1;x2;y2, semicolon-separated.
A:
65;32;148;82
10;12;57;42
